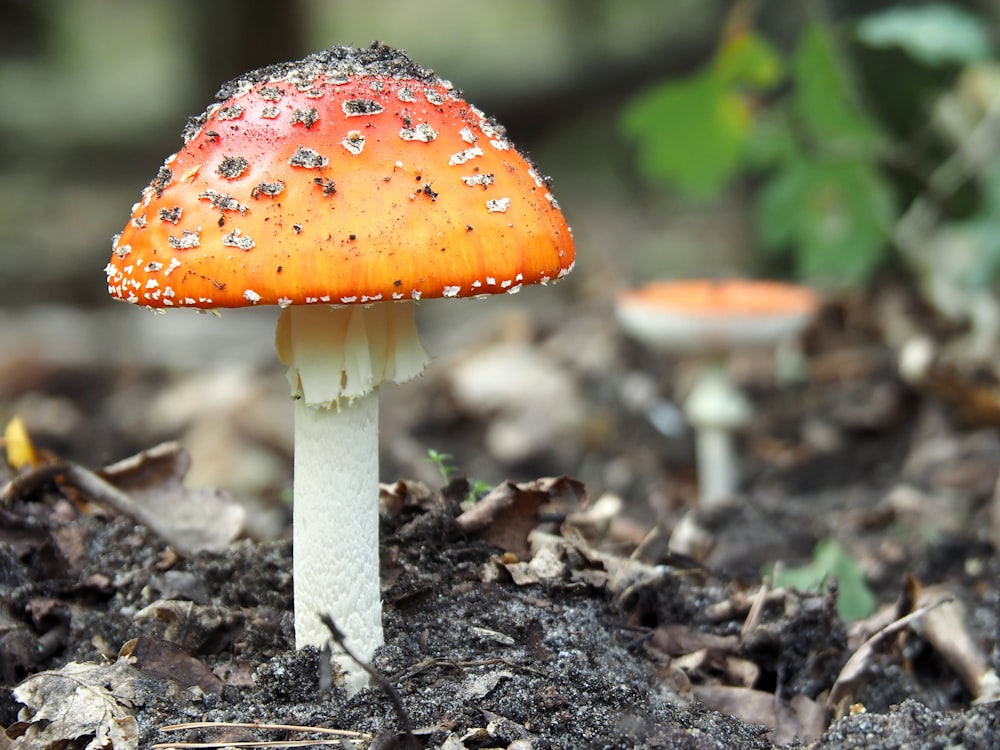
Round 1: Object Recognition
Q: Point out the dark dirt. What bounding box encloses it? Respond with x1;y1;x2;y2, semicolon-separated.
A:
2;286;1000;748
1;475;780;749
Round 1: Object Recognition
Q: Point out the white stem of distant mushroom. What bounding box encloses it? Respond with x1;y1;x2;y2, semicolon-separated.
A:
683;363;752;510
275;302;428;695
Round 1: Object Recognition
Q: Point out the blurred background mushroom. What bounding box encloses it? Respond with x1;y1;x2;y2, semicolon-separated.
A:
616;279;819;511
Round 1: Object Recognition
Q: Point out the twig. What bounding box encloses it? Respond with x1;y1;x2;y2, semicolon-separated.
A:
629;525;660;561
61;463;160;529
0;461;64;504
321;614;416;750
827;597;949;713
154;722;371;749
160;721;369;736
395;656;550;681
740;572;774;640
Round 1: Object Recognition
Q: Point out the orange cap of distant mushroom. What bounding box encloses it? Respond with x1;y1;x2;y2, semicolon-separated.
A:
106;44;575;309
616;279;819;352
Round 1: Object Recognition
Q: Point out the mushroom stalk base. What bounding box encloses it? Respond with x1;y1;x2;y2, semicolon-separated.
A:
684;365;752;511
694;426;739;510
292;393;381;695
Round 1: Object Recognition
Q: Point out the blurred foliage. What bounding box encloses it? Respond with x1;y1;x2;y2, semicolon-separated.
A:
959;161;1000;287
855;3;990;68
621;1;1000;297
756;24;894;284
773;538;876;621
621;30;782;197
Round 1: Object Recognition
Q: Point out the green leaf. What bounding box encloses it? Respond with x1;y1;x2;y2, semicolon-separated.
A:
774;538;877;621
792;24;881;154
619;29;784;198
743;109;799;169
713;30;784;90
857;3;990;67
796;161;895;281
756;157;809;250
756;157;896;284
621;70;751;198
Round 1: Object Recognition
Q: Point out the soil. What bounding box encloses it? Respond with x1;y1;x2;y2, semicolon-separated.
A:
2;282;1000;749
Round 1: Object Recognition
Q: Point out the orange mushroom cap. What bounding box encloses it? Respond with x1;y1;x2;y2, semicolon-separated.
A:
106;43;575;309
616;279;819;352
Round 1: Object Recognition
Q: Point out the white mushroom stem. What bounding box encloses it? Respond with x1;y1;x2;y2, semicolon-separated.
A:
291;392;379;694
683;364;752;510
275;302;428;694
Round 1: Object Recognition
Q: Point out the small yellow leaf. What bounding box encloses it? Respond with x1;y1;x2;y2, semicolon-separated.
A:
4;416;38;471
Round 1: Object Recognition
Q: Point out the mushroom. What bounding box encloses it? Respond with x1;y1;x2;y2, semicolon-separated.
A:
615;279;818;510
105;43;575;693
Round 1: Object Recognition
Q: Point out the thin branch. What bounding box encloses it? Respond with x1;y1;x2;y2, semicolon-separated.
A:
321;614;416;750
154;721;371;750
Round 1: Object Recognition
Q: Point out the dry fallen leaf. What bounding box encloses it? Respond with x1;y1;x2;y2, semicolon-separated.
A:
910;585;997;702
93;442;244;554
9;659;140;750
133;599;243;655
455;476;585;560
3;416;39;471
828;599;943;718
693;685;828;745
119;635;223;696
649;623;740;658
561;492;624;546
379;478;436;519
501;534;567;585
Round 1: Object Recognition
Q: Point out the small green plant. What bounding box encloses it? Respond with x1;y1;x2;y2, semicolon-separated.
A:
426;449;492;500
771;538;877;621
426;448;459;483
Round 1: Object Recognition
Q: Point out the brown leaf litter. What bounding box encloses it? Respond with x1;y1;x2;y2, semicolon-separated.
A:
2;430;1000;748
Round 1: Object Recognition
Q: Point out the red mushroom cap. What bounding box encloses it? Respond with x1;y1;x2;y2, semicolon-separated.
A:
106;43;575;309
